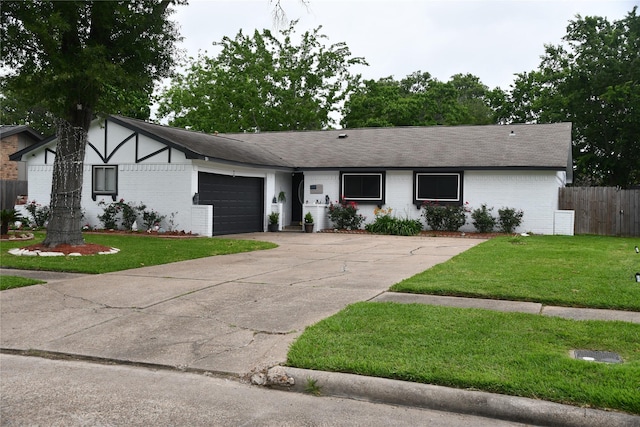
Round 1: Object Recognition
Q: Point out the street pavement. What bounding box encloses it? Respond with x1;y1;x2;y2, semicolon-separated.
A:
1;232;638;426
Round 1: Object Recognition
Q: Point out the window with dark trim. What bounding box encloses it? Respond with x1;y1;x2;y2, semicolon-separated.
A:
341;172;384;203
92;165;118;200
415;172;462;204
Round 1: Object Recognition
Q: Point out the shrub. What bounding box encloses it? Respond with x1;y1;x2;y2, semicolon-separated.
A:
97;199;143;230
365;207;423;236
304;212;314;224
471;204;496;233
97;200;120;229
422;202;467;232
268;211;279;224
0;209;24;235
328;199;365;230
498;207;524;233
25;200;50;228
166;212;178;232
121;202;142;230
142;208;166;230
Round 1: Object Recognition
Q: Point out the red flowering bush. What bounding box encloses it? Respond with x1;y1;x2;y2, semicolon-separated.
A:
328;199;365;230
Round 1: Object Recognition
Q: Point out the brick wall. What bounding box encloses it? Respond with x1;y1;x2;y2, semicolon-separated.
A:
0;135;19;180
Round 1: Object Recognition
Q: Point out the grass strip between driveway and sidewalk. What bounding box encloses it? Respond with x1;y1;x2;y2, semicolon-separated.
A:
0;275;45;291
287;302;640;415
392;235;640;311
0;232;277;274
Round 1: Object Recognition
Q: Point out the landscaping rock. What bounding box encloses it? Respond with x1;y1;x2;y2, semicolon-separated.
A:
266;366;295;387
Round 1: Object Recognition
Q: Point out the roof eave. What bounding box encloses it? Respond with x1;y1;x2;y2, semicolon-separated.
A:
8;135;57;161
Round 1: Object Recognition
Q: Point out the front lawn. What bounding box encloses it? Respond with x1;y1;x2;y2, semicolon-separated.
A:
391;235;640;311
0;275;45;290
0;233;277;274
288;302;640;415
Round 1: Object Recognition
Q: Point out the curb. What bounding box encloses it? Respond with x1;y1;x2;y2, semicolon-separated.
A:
282;367;640;427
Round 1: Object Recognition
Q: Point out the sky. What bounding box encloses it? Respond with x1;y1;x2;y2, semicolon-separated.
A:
171;0;637;91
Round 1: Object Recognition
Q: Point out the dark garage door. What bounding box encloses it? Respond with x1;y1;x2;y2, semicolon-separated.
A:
198;172;264;236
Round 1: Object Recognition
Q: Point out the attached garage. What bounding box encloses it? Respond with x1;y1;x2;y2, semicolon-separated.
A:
198;172;264;236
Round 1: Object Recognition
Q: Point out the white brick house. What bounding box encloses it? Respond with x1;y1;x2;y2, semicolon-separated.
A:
11;115;572;236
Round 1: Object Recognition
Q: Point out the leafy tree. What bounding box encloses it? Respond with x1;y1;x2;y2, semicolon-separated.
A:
1;0;183;246
449;73;496;125
501;7;640;187
341;71;500;128
158;20;367;132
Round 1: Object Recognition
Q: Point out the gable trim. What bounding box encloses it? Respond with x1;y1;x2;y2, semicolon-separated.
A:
108;115;200;160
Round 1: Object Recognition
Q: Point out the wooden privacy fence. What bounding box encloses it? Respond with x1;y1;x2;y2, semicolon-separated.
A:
558;187;640;236
0;180;28;210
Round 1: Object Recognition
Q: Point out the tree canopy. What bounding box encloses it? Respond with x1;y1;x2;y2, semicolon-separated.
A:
1;0;184;246
341;71;501;128
500;7;639;188
1;0;182;130
158;21;367;132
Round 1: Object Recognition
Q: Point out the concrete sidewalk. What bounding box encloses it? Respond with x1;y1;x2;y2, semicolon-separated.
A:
2;232;639;426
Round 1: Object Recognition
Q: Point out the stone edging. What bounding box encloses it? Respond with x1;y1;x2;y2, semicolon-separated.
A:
8;247;120;257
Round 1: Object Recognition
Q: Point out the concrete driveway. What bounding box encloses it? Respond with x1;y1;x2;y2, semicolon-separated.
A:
1;233;483;378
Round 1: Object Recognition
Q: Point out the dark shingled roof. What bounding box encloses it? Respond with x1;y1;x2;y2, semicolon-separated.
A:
228;123;572;170
76;116;575;171
0;125;44;141
111;116;292;168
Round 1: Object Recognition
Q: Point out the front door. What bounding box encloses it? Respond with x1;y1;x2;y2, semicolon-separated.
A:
291;172;304;224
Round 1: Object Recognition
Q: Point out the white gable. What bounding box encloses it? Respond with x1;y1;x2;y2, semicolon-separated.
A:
85;119;189;165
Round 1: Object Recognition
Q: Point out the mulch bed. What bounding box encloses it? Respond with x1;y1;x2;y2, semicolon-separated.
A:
16;242;114;256
4;230;198;257
319;229;507;239
83;230;197;239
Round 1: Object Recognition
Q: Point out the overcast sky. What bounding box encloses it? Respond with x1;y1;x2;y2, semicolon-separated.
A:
172;0;637;91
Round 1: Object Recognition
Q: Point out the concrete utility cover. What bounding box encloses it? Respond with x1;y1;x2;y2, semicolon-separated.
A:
571;350;623;363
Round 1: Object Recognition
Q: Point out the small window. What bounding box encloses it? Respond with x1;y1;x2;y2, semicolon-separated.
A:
341;172;384;203
415;173;461;203
93;165;117;200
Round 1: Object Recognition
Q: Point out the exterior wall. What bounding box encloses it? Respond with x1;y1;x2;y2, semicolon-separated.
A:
23;120;198;232
462;170;564;234
23;163;194;231
23;165;53;206
89;164;193;231
273;172;292;226
301;171;338;227
0;133;33;180
0;134;19;180
305;169;564;234
303;171;339;204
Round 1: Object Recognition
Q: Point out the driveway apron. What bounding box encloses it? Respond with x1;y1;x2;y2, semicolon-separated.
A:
0;233;483;377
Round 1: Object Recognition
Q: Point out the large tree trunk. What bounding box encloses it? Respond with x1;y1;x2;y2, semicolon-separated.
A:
42;119;87;247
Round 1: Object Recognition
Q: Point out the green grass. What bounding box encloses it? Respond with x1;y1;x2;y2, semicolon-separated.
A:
0;232;277;274
0;275;45;290
288;302;640;414
391;235;640;311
